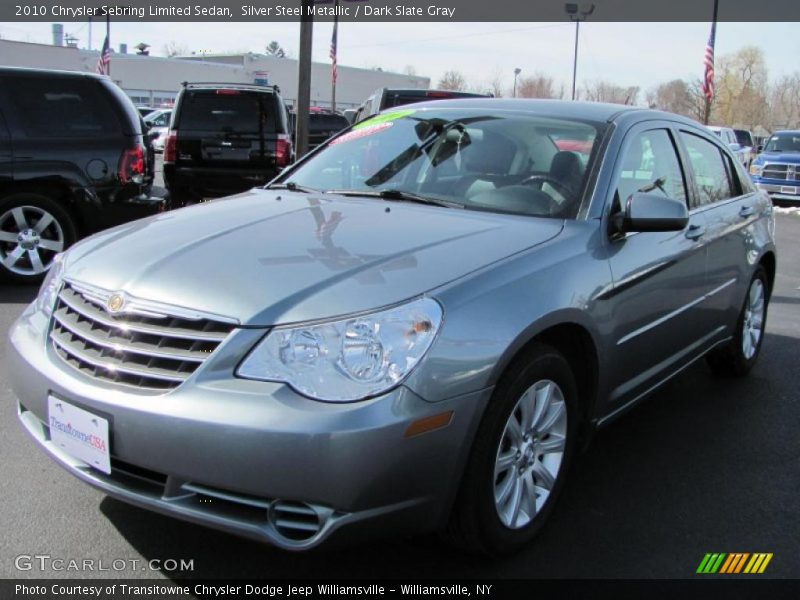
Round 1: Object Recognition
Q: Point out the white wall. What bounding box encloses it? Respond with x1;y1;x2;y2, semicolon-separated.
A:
0;39;430;109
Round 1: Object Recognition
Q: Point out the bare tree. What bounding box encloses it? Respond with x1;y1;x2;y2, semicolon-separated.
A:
161;41;188;58
769;73;800;129
712;46;768;129
583;80;639;105
438;70;467;91
486;67;505;98
516;73;560;99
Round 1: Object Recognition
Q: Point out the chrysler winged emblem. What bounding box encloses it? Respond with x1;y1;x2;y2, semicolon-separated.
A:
107;293;125;313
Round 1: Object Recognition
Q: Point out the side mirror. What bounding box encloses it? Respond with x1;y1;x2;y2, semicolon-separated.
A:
757;144;764;153
621;193;689;233
147;129;160;141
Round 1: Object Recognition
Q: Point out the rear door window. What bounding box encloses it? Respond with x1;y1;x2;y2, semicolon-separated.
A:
178;92;275;133
7;76;121;138
679;132;735;208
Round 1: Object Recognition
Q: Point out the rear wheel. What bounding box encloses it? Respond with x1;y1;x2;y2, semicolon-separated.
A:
445;343;579;555
706;267;769;376
0;193;76;284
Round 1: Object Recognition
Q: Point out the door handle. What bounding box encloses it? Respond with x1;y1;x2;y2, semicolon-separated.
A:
739;205;755;218
685;224;706;240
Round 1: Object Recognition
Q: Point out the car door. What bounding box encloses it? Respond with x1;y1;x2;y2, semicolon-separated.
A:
0;106;11;187
601;123;711;408
677;129;760;335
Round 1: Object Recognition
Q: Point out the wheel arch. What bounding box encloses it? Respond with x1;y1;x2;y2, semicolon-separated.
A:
759;251;776;296
489;314;601;435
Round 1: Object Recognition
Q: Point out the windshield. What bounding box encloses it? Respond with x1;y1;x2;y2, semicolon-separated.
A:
764;133;800;153
284;109;602;219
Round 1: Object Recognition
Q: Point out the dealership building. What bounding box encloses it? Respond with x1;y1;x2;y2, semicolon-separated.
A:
0;33;430;109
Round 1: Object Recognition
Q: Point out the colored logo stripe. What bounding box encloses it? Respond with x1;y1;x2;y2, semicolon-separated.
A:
697;553;773;574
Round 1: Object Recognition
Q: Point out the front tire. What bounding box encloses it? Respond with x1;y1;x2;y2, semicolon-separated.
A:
706;267;769;377
445;343;579;555
0;193;76;284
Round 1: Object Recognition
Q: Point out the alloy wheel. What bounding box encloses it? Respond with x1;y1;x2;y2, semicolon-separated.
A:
493;379;568;529
0;205;65;276
742;278;765;360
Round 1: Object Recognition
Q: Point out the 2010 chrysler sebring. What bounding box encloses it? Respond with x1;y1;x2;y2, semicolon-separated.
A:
9;100;775;554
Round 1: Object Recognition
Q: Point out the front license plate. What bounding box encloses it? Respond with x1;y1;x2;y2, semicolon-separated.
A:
47;396;111;474
780;186;798;195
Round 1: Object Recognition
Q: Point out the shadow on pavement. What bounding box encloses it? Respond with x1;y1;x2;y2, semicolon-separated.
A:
0;283;37;305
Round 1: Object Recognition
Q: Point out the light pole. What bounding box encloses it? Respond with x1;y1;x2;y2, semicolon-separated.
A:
513;68;521;98
565;3;594;101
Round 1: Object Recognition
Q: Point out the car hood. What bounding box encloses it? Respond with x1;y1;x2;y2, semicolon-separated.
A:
64;189;563;326
758;152;800;163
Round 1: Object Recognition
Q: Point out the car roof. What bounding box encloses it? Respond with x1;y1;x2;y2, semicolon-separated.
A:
380;98;654;123
772;130;800;135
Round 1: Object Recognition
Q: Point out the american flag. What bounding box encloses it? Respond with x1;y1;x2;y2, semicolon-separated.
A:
701;21;716;101
330;7;339;84
96;35;111;75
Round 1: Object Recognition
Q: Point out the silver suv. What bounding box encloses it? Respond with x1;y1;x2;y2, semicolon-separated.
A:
10;99;775;554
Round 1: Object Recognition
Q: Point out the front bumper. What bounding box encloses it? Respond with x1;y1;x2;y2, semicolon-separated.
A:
9;306;489;550
755;181;800;202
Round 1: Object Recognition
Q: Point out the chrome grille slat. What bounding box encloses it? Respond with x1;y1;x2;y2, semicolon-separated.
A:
58;287;229;342
51;331;189;383
49;283;235;390
763;163;800;182
52;307;208;363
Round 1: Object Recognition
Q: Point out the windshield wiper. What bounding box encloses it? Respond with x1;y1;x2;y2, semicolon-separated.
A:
266;181;319;193
328;189;460;208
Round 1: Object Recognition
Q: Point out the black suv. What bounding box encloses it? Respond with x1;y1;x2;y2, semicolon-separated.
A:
164;83;292;205
287;109;350;153
0;67;167;283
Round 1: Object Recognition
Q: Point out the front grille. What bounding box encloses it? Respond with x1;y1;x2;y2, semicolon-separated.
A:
49;282;235;391
763;163;800;181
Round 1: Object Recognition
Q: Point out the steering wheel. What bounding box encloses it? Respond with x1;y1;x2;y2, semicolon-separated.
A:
519;174;573;199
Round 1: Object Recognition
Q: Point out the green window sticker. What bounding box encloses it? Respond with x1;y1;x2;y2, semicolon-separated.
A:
353;109;416;130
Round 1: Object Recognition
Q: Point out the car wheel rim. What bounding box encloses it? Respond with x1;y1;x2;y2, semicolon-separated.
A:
494;379;568;529
0;205;64;276
742;278;765;360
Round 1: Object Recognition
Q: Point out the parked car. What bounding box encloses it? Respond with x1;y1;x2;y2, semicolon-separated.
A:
733;128;756;168
708;126;749;167
308;110;350;152
143;109;172;153
286;108;350;153
0;67;168;283
354;88;493;123
163;82;292;205
342;108;358;124
749;130;800;203
144;108;172;129
10;99;775;555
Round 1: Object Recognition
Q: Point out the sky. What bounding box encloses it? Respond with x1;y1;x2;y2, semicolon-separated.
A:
1;21;796;97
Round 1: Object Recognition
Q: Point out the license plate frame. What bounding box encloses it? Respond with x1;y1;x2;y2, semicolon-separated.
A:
47;395;111;474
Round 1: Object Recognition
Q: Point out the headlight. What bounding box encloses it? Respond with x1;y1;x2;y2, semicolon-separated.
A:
750;163;763;177
237;297;443;402
35;254;65;316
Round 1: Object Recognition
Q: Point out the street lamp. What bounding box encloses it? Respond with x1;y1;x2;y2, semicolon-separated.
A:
513;68;522;98
565;3;595;101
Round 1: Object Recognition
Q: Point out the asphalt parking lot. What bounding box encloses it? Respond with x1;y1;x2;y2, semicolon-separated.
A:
1;213;798;581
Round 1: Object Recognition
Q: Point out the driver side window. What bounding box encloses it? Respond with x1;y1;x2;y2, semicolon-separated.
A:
615;129;687;206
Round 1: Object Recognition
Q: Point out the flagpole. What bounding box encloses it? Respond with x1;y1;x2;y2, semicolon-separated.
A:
331;1;339;113
106;12;111;77
702;0;719;125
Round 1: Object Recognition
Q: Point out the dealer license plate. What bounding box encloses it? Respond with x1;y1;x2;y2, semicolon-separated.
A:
47;396;111;474
780;186;798;195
